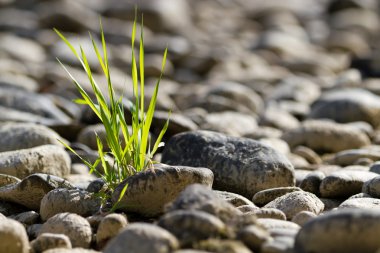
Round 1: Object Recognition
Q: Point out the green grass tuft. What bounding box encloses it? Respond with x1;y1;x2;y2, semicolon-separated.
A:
55;10;169;211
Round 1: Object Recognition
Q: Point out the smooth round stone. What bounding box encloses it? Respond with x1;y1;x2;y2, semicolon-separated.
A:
112;164;214;217
31;233;72;252
194;239;252;253
162;130;295;198
0;218;29;253
252;187;302;206
369;161;380;174
214;190;256;208
264;191;324;220
96;213;128;249
39;213;92;248
237;225;272;252
158;210;227;247
282;120;370;153
246;208;286;220
362;176;380;197
257;218;300;231
293;146;322;165
339;197;380;210
309;88;380;127
259;107;300;131
0;173;73;210
165;184;241;223
0;174;20;187
40;188;101;221
103;223;179;253
43;249;99;253
333;149;380;166
259;138;290;155
320;170;379;198
0;123;63;152
0;145;71;178
9;211;40;225
295;208;380;253
200;111;258;137
291;211;317;226
300;171;325;196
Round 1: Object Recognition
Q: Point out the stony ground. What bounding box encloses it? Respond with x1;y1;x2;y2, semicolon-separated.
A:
1;0;380;252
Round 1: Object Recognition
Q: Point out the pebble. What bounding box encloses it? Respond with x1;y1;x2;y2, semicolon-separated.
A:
246;208;287;220
31;233;72;253
39;212;92;248
0;173;73;210
9;210;39;225
237;224;272;252
264;191;324;220
193;239;252;253
40;188;101;221
158;209;227;247
200;111;258;137
339;197;380;210
103;223;179;253
165;184;241;223
0;218;29;253
282;120;370;153
362;176;380;197
299;171;325;196
214;190;257;208
332;148;380;166
252;187;302;206
0;145;71;178
162;130;295;198
309;88;380;127
319;169;379;198
295;208;380;253
111;164;214;217
291;211;317;226
96;213;128;249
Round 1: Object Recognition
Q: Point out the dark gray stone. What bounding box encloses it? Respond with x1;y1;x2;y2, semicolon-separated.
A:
162;130;295;197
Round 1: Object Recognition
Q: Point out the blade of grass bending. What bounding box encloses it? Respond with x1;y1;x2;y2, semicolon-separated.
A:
139;15;145;120
140;48;168;169
95;133;109;178
151;111;171;156
111;182;129;212
56;59;100;118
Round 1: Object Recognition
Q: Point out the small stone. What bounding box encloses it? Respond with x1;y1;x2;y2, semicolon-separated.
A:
237;225;272;252
333;149;380;166
264;191;324;220
214;190;256;208
165;184;242;223
282;120;370;153
200;111;258;137
295;208;380;253
257;218;300;231
162;130;295;198
9;210;39;225
320;170;378;198
309;88;380;127
237;205;260;213
252;187;302;206
112;164;214;217
259;107;300;131
194;239;252;253
103;223;179;253
39;212;92;248
293;146;322;164
43;248;100;253
0;174;20;187
0;218;29;253
158;210;227;247
291;211;317;226
31;233;72;252
247;208;287;220
300;171;325;196
0;173;73;210
0;145;71;178
339;197;380;210
96;213;128;249
40;188;101;221
362;175;380;198
0;123;63;152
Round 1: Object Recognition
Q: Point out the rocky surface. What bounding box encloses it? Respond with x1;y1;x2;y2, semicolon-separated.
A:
1;0;380;252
